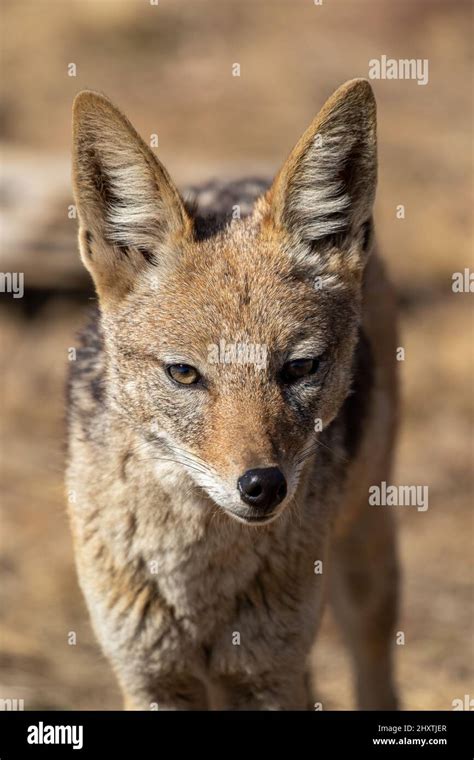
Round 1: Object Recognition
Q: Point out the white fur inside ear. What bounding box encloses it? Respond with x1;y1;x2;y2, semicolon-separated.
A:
286;130;357;243
96;148;166;251
74;98;183;254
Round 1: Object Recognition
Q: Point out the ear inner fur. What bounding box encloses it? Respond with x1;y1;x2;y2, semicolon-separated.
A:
72;90;192;306
265;79;377;276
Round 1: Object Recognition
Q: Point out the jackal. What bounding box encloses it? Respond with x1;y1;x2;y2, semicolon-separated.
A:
67;79;399;710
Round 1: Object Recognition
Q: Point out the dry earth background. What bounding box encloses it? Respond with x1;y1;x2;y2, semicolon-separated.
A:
0;0;473;710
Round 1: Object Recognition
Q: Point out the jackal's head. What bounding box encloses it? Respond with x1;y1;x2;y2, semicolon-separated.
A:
72;79;377;525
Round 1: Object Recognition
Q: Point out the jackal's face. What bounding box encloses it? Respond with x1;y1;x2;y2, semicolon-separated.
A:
72;80;377;525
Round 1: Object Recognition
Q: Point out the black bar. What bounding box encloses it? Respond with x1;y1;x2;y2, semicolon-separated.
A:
0;710;472;758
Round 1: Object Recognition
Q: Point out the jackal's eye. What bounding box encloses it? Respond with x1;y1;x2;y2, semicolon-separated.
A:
166;364;201;386
281;358;319;383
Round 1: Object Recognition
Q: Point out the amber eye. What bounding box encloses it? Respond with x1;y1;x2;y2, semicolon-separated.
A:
166;364;201;386
281;358;319;383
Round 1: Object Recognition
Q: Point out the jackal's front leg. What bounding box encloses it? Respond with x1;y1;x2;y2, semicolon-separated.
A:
209;670;313;711
120;673;208;711
330;508;399;710
122;691;208;711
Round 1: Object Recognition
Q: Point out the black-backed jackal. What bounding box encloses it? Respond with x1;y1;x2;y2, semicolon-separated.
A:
67;80;399;710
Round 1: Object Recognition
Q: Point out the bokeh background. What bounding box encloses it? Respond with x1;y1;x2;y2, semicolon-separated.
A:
1;0;472;710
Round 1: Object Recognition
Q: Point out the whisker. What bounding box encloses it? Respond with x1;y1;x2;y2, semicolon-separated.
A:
294;436;348;466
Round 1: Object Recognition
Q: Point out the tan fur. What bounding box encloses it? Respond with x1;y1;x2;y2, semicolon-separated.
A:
67;80;399;710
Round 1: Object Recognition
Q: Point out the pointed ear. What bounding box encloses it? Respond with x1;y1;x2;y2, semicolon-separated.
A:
266;79;377;274
72;91;192;307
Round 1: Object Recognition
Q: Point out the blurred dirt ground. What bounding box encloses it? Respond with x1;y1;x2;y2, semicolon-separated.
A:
1;0;473;710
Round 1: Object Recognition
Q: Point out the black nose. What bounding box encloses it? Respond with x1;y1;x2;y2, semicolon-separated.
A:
237;467;287;513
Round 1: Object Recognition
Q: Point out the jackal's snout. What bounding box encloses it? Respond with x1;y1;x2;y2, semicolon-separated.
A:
237;466;287;516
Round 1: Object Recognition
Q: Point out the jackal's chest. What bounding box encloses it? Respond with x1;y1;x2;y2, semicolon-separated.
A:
134;508;271;639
